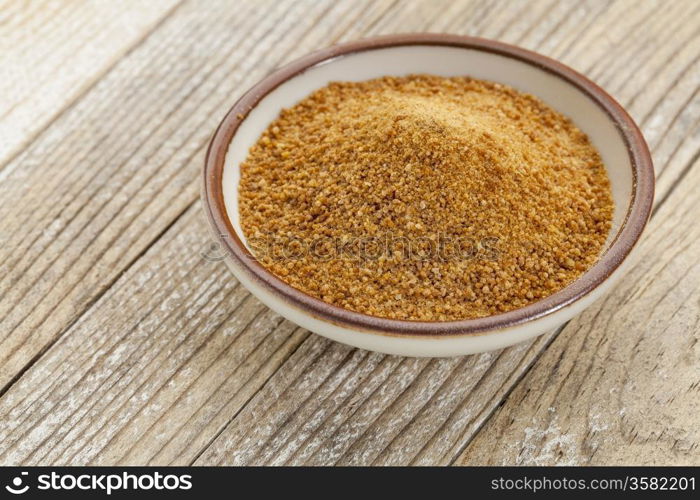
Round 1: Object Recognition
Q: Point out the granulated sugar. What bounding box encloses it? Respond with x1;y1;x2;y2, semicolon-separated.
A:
239;75;613;321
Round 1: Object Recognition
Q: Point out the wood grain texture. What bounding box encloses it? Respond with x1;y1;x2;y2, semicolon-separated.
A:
0;0;181;171
0;0;352;389
456;0;700;467
0;0;698;466
458;155;700;465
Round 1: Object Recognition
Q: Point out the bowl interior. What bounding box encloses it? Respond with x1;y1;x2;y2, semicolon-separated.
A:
222;43;633;282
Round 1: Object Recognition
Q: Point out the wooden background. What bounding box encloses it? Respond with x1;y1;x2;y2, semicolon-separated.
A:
0;0;698;466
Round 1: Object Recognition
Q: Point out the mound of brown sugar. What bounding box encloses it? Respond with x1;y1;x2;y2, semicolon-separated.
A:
238;75;613;321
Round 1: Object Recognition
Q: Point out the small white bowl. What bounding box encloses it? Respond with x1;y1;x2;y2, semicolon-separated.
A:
202;34;653;357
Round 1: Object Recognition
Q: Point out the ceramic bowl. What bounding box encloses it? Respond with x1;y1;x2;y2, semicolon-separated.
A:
202;34;654;357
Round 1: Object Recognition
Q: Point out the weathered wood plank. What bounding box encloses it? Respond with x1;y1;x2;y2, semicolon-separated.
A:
0;0;357;390
454;1;700;465
0;0;181;171
0;0;698;466
457;152;700;465
0;205;309;465
194;0;700;466
0;0;401;465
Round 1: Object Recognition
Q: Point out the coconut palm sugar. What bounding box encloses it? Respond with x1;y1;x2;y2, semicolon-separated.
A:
238;75;613;321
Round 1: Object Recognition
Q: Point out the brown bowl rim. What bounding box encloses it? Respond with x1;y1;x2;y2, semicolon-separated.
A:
202;33;654;337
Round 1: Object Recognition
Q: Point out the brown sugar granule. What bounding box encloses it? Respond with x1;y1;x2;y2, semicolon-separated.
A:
238;75;613;321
